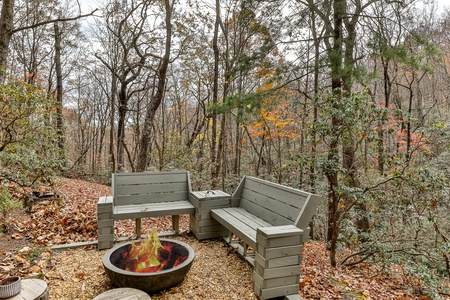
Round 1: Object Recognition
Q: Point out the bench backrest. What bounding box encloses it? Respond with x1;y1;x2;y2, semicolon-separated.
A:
112;171;191;206
232;176;322;229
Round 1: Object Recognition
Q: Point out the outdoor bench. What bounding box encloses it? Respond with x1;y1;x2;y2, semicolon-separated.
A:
97;171;195;250
209;176;323;300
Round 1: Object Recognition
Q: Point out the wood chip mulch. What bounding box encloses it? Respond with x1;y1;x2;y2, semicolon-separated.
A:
47;233;256;300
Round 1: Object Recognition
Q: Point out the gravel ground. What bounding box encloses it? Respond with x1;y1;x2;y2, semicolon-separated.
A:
47;233;258;300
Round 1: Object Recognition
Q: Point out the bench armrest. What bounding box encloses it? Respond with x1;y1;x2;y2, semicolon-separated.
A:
97;196;113;215
98;195;113;204
256;225;304;247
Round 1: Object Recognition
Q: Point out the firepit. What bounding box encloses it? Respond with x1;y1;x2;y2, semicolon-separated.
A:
102;232;194;294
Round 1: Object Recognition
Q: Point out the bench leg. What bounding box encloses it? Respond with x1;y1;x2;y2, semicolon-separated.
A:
135;218;142;239
172;215;180;234
228;231;233;243
243;242;248;256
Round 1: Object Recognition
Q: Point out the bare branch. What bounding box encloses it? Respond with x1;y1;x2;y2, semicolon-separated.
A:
12;9;99;34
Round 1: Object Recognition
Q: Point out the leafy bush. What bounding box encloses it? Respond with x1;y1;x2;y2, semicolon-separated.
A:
0;186;21;217
0;81;65;187
0;186;22;233
341;161;450;298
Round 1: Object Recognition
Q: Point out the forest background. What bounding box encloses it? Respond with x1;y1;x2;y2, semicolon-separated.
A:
0;0;449;298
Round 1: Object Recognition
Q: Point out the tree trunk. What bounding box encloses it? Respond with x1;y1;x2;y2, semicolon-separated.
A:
0;0;14;81
378;60;391;173
343;14;370;242
210;0;221;185
326;0;344;261
54;22;64;151
136;0;173;172
116;85;127;172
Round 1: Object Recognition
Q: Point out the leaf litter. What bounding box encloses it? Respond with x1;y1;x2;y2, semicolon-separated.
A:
0;177;448;299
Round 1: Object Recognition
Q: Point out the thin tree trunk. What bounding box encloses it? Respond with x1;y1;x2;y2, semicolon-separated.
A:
54;22;64;152
136;0;173;172
116;85;127;172
109;75;117;173
210;0;221;184
0;0;14;81
378;60;391;173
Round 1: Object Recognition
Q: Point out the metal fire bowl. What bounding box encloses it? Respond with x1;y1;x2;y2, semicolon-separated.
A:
102;238;195;294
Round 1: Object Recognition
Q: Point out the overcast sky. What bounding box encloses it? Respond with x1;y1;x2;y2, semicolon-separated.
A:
421;0;448;14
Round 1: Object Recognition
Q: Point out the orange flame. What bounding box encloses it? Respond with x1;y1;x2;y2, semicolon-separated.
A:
112;229;189;273
127;229;164;272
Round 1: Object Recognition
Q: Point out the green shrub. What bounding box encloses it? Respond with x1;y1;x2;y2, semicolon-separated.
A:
0;186;22;233
0;186;22;218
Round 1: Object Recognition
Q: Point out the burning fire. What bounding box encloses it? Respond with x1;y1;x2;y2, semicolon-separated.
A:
113;229;189;273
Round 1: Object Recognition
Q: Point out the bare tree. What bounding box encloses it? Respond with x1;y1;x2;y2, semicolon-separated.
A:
136;0;174;172
0;0;97;80
95;0;153;172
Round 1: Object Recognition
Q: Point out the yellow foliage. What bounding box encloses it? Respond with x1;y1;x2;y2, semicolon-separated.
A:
248;97;298;140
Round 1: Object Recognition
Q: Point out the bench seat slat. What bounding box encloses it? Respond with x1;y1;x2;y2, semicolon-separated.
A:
113;201;195;220
227;207;272;229
115;191;189;206
211;207;273;249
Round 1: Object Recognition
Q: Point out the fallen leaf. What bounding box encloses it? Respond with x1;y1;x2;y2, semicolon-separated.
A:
29;265;41;273
12;232;23;240
18;246;31;254
45;270;61;279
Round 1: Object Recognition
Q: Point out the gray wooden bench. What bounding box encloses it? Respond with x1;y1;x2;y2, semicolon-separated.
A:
210;176;322;300
97;171;195;250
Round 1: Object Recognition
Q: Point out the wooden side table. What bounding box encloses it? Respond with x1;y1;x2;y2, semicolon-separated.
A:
92;288;151;300
189;190;231;240
8;278;48;300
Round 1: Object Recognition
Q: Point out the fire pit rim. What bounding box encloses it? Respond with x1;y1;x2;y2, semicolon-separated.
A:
102;238;195;276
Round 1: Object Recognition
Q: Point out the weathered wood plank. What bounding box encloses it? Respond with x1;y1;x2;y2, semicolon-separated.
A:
257;244;303;260
116;182;188;196
190;215;223;227
191;210;215;221
189;197;230;210
241;187;300;224
114;171;188;185
294;193;322;229
190;190;229;199
227;207;273;229
257;234;302;248
245;177;310;207
253;271;299;289
255;252;301;269
211;208;271;248
257;225;303;239
254;263;301;279
253;281;299;300
113;201;194;219
191;228;229;240
115;191;188;206
231;176;246;200
240;198;293;226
